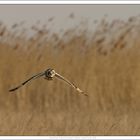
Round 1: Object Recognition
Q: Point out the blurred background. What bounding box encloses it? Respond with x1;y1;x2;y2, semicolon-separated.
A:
1;5;140;135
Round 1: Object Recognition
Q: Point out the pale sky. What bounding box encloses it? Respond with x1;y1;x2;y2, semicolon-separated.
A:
0;5;140;33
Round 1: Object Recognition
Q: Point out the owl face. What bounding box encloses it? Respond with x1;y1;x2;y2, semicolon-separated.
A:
45;68;56;78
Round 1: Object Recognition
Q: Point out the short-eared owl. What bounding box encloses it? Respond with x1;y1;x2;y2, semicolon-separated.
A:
9;68;88;96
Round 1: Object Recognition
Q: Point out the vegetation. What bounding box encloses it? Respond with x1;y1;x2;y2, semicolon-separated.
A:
1;16;140;135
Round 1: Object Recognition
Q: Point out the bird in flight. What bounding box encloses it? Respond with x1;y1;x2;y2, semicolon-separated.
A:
9;68;88;96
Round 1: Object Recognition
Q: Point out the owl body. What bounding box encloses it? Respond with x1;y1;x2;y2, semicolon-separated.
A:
44;77;53;80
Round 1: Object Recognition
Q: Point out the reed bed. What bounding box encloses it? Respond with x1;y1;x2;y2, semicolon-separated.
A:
0;16;140;135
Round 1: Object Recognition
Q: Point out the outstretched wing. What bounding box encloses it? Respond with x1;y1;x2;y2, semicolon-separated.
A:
54;72;88;96
9;72;45;92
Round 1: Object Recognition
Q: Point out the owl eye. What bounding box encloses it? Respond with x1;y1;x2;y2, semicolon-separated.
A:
47;71;52;76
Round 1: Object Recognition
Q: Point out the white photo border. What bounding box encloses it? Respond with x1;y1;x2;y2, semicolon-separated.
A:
0;1;139;4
